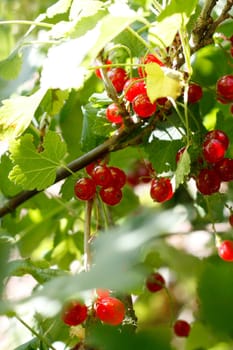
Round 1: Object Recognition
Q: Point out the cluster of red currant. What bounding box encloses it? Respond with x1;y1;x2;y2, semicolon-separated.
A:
61;289;125;328
74;162;126;206
145;271;191;338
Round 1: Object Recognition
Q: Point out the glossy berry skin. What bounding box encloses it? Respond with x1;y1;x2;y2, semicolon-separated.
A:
138;53;164;77
62;301;88;326
108;166;126;189
107;68;128;93
203;130;229;151
74;178;96;201
96;289;111;299
195;169;221;195
216;75;233;102
187;83;203;104
95;296;125;326
123;78;146;102
218;240;233;261
202;138;226;163
99;186;123;206
173;320;191;337
132;93;157;118
91;165;113;188
229;214;233;227
146;272;165;292
150;177;173;203
214;158;233;181
106;103;123;124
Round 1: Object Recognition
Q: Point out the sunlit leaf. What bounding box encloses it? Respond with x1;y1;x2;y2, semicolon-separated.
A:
146;63;183;102
0;88;46;142
9;131;67;190
0;50;22;80
175;147;191;189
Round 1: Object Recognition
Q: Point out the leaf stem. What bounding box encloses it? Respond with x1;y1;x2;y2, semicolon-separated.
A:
0;20;53;29
15;315;56;350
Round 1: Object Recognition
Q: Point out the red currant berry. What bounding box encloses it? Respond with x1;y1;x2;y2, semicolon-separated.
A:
99;186;123;206
204;130;229;151
216;75;233;102
136;160;154;183
156;97;168;106
95;296;125;326
123;78;146;102
107;68;128;93
95;59;112;79
138;53;164;78
214;158;233;181
91;165;113;187
173;320;191;337
202;138;226;163
218;240;233;261
108;166;126;189
229;214;233;227
106;103;123;124
150;177;173;203
229;35;233;45
62;301;88;326
85;160;102;177
195;168;221;195
96;289;111;299
74;178;96;201
126;170;140;187
132;93;157;118
187;83;203;103
146;272;165;292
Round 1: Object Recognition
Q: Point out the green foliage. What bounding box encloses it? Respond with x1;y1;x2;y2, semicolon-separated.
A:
9;131;67;190
0;0;233;349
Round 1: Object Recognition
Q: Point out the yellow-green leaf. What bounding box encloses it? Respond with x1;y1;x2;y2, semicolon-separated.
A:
0;88;46;142
146;63;183;103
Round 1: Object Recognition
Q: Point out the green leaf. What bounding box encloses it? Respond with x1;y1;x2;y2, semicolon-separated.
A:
146;63;183;102
69;0;104;21
46;0;72;18
9;131;67;190
149;0;198;47
145;137;182;174
0;88;46;142
0;154;22;196
198;259;233;338
175;147;191;189
80;103;113;152
37;89;69;117
0;50;22;80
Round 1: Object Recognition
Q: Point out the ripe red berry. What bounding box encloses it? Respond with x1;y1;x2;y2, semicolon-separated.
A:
108;166;126;189
173;320;191;337
99;186;123;206
138;53;164;78
62;301;88;326
95;59;112;79
95;296;125;326
229;35;233;45
202;138;226;163
214;158;233;181
156;97;168;106
229;214;233;227
123;78;146;102
218;240;233;261
107;68;128;93
96;289;111;299
91;165;113;187
146;272;165;292
195;168;221;195
150;177;173;203
203;130;229;151
132;93;157;118
74;178;96;201
216;75;233;102
136;160;154;183
106;103;123;124
187;83;203;104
